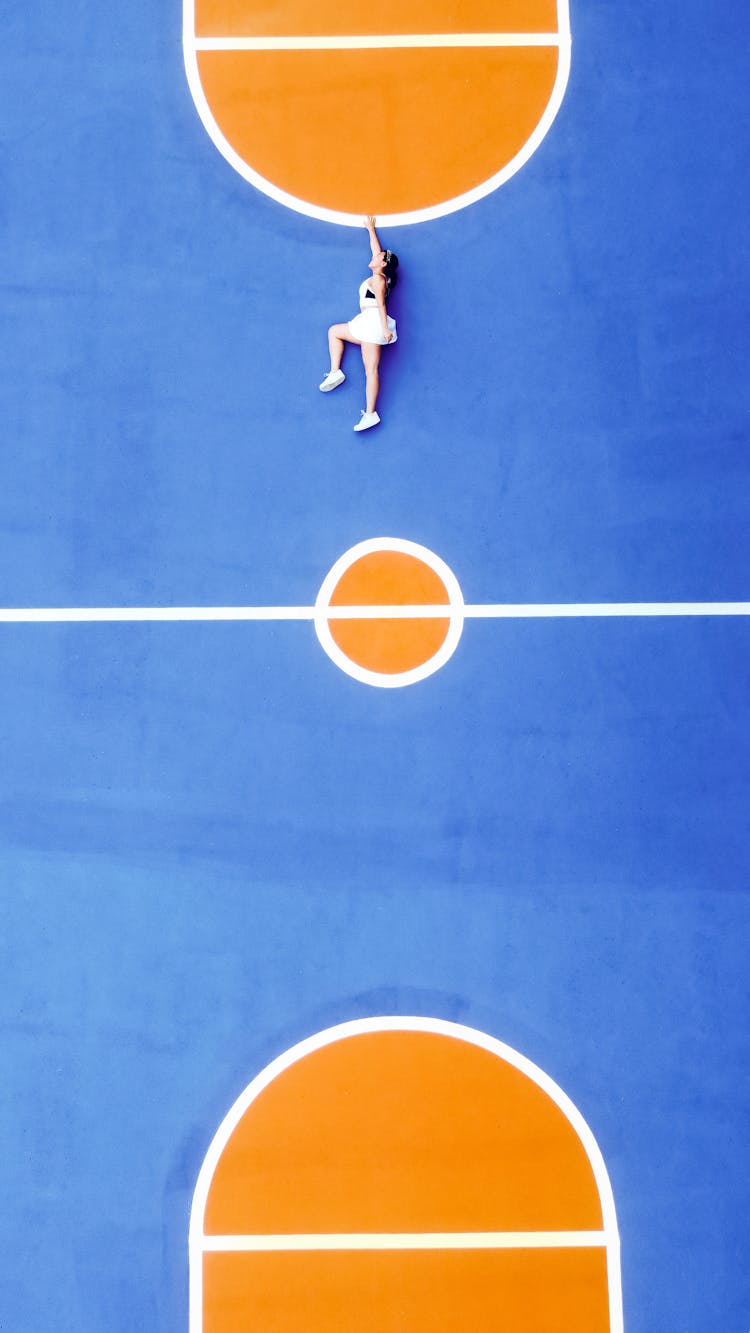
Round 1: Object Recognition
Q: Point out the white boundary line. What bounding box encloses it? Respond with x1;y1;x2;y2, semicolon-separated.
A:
463;601;750;618
188;1017;624;1333
201;1229;608;1251
0;606;314;623
193;33;562;51
3;542;747;690
2;601;748;624
181;0;571;227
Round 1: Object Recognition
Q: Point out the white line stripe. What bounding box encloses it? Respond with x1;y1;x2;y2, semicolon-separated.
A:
463;601;750;618
1;602;748;624
0;606;316;623
192;32;564;52
199;1230;608;1252
192;33;564;51
322;606;454;618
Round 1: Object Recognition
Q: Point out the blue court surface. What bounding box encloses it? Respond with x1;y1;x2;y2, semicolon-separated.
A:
1;2;749;1330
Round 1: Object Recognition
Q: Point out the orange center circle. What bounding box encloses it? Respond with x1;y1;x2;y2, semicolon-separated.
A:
325;549;452;676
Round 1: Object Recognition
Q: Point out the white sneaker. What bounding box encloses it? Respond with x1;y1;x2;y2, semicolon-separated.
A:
319;369;345;392
353;410;380;432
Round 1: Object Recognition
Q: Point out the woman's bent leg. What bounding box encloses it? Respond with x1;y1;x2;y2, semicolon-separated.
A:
328;323;360;370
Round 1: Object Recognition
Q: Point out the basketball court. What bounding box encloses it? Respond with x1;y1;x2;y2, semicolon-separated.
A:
1;1;748;1330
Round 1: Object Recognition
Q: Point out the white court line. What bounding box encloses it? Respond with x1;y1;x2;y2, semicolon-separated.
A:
194;33;564;51
464;601;750;619
1;602;749;623
0;606;315;623
199;1229;607;1252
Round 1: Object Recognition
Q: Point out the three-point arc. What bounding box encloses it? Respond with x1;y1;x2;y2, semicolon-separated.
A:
189;1018;624;1333
183;0;572;224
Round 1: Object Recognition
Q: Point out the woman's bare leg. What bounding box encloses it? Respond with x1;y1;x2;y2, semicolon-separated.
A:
361;341;382;413
328;323;361;371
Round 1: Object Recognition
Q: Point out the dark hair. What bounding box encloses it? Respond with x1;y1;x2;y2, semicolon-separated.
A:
383;250;399;292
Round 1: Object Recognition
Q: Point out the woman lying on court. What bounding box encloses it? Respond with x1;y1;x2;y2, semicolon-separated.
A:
319;216;398;432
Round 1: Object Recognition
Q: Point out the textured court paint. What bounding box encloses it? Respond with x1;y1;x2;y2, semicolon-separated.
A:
2;0;750;1331
194;0;561;37
329;552;450;607
190;1020;621;1332
327;547;450;675
3;593;746;691
202;1248;612;1333
183;0;571;222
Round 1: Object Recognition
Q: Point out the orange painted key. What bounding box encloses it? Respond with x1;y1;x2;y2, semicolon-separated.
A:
190;1019;623;1332
183;1;572;223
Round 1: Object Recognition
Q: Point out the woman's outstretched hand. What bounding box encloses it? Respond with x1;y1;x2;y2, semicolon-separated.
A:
364;215;377;230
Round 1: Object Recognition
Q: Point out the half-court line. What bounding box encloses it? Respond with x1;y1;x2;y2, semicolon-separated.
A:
463;601;750;619
2;601;749;624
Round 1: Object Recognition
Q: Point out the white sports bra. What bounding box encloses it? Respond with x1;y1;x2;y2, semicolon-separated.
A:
358;278;378;310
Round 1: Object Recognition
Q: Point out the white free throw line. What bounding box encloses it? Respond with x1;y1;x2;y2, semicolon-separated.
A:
1;602;749;624
192;33;565;52
197;1229;608;1252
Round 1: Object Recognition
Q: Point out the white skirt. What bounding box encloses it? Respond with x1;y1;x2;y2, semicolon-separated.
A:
348;308;398;345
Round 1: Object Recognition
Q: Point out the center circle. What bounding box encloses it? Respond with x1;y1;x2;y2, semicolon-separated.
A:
314;538;464;687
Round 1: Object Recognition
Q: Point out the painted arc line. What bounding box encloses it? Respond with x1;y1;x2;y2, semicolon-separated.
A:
1;602;749;624
183;0;572;228
198;1230;608;1253
192;33;565;51
189;1014;624;1333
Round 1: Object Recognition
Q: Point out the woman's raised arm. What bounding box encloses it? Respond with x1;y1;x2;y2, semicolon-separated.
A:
364;215;382;258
